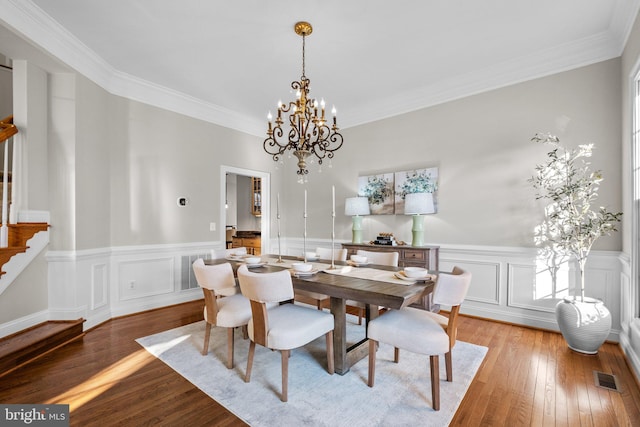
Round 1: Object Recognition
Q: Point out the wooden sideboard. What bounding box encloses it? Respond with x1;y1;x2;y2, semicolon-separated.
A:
341;243;440;311
341;243;439;271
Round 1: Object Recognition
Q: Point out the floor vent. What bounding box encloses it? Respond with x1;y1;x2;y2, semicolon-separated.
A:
593;371;621;392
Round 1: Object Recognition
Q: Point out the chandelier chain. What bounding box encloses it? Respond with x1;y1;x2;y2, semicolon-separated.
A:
301;33;306;79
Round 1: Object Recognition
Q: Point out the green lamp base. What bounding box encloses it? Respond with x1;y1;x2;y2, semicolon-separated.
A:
411;214;425;247
352;215;364;244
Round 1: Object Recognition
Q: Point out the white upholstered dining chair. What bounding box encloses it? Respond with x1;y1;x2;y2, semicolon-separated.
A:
355;249;399;267
316;247;348;261
237;264;335;402
192;259;253;369
366;266;472;410
347;249;400;324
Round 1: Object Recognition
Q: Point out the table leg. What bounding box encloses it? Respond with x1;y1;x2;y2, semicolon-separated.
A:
330;296;348;375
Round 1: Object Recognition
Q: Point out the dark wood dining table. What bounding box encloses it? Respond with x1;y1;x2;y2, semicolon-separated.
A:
206;255;435;375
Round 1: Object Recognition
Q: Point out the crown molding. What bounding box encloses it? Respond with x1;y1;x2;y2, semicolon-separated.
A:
1;0;265;137
342;30;621;129
609;0;640;53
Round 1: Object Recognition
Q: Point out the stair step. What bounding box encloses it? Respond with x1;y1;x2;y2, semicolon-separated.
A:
0;223;49;275
0;319;85;378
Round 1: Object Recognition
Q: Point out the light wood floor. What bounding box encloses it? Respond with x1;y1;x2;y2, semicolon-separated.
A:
1;300;639;426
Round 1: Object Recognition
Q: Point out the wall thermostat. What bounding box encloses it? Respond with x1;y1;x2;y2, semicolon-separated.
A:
177;197;189;207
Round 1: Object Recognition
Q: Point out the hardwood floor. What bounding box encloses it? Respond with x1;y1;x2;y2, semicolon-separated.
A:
1;300;639;426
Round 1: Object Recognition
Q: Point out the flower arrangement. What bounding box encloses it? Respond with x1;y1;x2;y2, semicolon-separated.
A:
397;170;437;200
529;133;622;300
362;175;393;205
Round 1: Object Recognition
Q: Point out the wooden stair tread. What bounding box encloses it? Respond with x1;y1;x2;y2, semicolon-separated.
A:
0;319;85;377
0;222;49;275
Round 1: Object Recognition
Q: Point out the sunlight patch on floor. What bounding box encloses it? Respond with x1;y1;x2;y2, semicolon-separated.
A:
44;348;155;411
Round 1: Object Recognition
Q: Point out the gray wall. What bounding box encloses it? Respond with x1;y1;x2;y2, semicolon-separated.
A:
291;59;622;250
0;54;11;118
107;97;270;247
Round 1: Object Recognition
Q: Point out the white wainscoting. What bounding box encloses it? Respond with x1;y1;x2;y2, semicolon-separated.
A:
441;244;623;341
27;238;628;346
46;242;224;330
284;238;624;342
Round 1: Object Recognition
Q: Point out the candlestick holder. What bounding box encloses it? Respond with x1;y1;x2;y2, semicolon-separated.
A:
276;215;284;263
303;212;307;263
328;215;337;270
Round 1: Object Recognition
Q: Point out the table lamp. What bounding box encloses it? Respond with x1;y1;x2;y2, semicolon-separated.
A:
345;197;370;244
404;192;435;247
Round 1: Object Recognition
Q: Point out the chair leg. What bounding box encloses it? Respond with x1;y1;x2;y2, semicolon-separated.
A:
242;325;248;340
430;355;440;411
202;323;212;356
394;347;400;363
368;339;377;387
226;328;234;369
245;341;256;383
445;351;453;382
281;349;290;402
326;331;334;374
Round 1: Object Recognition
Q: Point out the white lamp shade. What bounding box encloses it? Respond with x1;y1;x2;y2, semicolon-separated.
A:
345;197;370;216
404;192;435;215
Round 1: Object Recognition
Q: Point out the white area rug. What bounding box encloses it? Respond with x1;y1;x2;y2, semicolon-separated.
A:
136;317;487;426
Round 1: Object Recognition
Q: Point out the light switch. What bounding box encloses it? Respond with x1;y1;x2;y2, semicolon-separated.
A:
210;222;216;231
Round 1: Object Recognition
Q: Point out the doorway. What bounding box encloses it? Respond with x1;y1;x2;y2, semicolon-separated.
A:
220;166;270;255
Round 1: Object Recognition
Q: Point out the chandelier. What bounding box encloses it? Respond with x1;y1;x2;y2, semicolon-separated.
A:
264;21;344;177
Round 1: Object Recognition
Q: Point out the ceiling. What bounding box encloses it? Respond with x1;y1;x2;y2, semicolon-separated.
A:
1;1;639;137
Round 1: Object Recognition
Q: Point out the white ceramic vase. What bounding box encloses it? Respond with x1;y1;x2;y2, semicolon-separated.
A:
555;296;611;354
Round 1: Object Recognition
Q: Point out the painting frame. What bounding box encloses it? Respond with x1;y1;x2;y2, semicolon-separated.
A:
358;173;395;215
394;167;439;214
358;167;439;215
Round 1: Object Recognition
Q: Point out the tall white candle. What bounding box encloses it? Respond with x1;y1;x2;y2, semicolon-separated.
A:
304;190;307;218
332;186;336;216
277;193;280;219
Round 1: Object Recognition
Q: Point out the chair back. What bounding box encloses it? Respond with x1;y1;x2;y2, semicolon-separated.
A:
316;247;348;261
432;266;471;306
237;264;294;303
210;249;228;259
192;259;236;292
356;249;399;267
